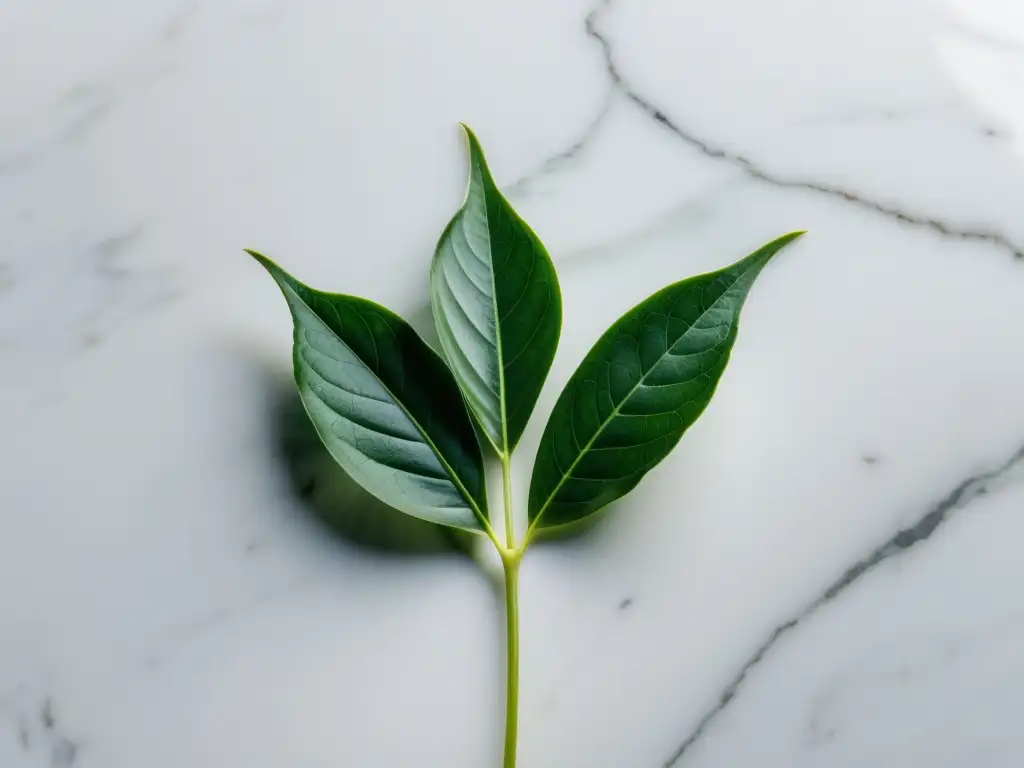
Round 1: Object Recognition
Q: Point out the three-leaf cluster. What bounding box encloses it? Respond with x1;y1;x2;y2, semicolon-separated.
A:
249;126;803;542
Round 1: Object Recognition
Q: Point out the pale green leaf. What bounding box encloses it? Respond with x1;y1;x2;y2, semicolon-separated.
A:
430;125;562;457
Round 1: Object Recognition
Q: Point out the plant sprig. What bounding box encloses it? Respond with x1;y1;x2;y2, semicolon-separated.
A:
248;125;804;767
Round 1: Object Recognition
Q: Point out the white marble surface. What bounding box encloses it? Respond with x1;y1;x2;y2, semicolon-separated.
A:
2;0;1024;766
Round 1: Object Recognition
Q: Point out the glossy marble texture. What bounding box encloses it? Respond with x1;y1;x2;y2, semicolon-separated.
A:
2;1;1024;766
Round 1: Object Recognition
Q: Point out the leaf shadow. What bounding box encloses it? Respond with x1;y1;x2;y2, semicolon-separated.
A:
267;364;476;558
529;505;616;546
406;301;442;352
256;346;512;753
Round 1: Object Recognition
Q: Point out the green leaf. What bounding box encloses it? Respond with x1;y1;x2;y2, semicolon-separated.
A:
249;251;490;533
527;232;805;531
430;124;562;457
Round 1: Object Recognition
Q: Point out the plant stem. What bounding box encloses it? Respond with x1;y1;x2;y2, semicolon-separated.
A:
498;454;521;768
501;455;515;548
502;554;520;768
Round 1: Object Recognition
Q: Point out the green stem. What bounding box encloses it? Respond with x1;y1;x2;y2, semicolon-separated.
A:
501;455;515;548
502;554;520;768
498;454;521;768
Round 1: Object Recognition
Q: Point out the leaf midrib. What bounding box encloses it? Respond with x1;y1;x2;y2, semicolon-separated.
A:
480;168;510;458
286;281;489;530
528;262;759;534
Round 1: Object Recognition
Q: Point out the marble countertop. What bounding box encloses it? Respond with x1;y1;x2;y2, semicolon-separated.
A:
3;0;1024;766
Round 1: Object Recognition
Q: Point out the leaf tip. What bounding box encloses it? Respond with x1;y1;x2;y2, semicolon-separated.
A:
755;230;807;263
245;247;274;270
244;249;293;290
456;122;486;164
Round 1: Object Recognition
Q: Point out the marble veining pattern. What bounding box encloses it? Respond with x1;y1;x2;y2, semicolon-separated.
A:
2;0;1024;766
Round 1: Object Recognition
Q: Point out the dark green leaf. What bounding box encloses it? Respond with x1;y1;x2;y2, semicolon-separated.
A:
527;232;805;531
430;124;562;457
249;251;490;533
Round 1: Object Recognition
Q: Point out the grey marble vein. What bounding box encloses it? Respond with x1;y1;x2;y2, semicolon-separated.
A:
584;0;1024;260
15;697;83;767
55;86;119;146
76;226;184;348
52;736;79;768
161;3;201;44
949;20;1024;55
0;151;37;175
0;86;119;175
661;441;1024;767
17;715;30;750
95;227;145;275
506;90;616;195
